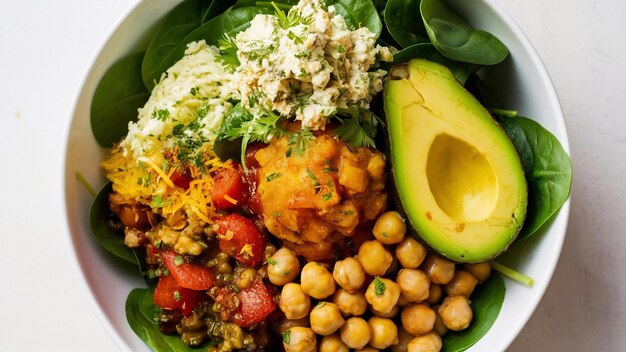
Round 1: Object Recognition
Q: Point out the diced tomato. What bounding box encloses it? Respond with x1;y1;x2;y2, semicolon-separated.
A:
170;167;193;190
153;275;201;316
215;214;265;267
216;279;276;328
161;251;216;291
211;167;245;210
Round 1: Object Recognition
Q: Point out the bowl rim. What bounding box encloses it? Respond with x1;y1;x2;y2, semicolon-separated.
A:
61;0;571;351
62;1;144;351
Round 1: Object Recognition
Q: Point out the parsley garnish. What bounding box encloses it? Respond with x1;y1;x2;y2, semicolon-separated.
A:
286;128;314;157
333;110;381;148
322;193;332;201
282;330;291;344
216;34;240;72
305;167;320;187
266;258;277;265
272;2;313;29
266;172;282;182
173;290;181;301
151;108;170;121
374;277;386;296
337;44;346;53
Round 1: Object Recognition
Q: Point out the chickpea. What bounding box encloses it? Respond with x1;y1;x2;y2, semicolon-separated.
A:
310;302;345;336
267;247;300;286
300;262;336;299
463;262;492;283
356;347;380;352
368;316;399;349
319;334;349;352
373;211;406;244
421;254;455;284
401;304;436;336
396;268;430;303
333;288;368;316
365;277;401;314
407;332;442;352
444;270;478;298
425;284;443;305
276;317;310;335
371;305;399;318
391;327;415;352
333;257;366;292
357;240;393;276
339;317;371;349
395;236;427;269
283;327;317;352
397;293;411;307
438;296;473;331
279;283;311;320
433;308;448;336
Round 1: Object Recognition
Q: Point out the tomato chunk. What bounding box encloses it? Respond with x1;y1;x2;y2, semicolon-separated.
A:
161;251;216;290
153;275;201;316
211;167;245;210
215;214;265;267
170;167;193;190
216;279;276;328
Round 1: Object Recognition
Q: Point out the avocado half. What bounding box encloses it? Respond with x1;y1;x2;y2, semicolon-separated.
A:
384;59;528;263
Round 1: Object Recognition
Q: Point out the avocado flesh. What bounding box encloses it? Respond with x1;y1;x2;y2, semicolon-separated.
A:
384;59;527;263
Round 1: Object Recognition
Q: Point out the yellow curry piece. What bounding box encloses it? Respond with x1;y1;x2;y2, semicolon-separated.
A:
255;134;388;260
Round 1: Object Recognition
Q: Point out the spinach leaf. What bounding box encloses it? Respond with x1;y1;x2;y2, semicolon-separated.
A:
497;116;572;240
324;0;382;37
384;0;429;48
442;272;505;352
142;6;272;94
390;43;479;84
126;288;208;351
420;0;508;65
142;0;215;91
202;0;237;23
90;182;137;265
91;51;150;148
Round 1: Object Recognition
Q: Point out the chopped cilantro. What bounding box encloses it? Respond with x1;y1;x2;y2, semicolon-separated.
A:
333;110;381;149
337;44;346;53
322;192;332;201
374;276;386;296
216;34;240;72
282;330;291;344
286;128;314;157
266;258;277;265
173;290;181;301
266;172;282;182
305;167;320;187
272;2;313;29
152;108;170;121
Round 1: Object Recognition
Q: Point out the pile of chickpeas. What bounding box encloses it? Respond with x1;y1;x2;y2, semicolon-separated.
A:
266;211;492;352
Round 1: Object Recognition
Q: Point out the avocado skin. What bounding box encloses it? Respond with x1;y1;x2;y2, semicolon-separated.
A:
383;59;527;263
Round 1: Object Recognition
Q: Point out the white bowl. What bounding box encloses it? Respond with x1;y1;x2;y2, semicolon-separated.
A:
63;0;570;351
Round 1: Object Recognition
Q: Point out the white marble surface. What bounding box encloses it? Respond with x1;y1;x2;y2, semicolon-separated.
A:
0;0;624;351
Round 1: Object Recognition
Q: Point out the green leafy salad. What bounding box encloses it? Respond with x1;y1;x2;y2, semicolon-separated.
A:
85;0;572;351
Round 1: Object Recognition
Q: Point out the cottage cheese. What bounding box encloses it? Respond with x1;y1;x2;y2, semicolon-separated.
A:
233;0;392;130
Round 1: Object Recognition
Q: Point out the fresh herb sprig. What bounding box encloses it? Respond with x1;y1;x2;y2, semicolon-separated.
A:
216;34;240;72
271;2;313;29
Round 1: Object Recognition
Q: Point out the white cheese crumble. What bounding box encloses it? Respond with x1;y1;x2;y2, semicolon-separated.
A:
121;41;237;158
233;0;392;130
